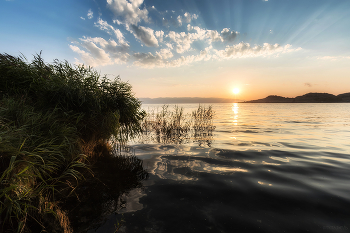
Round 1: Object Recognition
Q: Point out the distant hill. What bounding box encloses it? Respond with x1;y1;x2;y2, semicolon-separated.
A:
139;97;241;104
244;92;350;103
139;92;350;104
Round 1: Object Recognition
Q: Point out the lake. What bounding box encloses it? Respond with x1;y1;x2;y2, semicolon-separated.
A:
89;103;350;233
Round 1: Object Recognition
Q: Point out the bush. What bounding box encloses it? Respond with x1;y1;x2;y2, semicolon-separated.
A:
0;53;145;143
0;53;146;232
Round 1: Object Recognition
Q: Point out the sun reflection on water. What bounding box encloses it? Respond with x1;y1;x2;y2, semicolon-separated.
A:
232;103;239;125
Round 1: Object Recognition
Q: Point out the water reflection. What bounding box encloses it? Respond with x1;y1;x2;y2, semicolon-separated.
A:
90;103;350;233
232;103;239;126
63;153;148;233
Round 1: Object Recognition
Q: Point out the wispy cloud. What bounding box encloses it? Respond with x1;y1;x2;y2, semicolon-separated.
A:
177;15;182;27
70;43;111;67
70;36;130;66
87;9;93;19
183;12;198;23
94;18;129;46
316;56;350;61
214;43;301;59
127;24;159;47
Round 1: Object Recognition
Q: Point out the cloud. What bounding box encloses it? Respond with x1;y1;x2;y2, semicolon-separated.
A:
186;26;237;42
167;27;208;53
127;24;159;47
71;39;301;68
82;37;129;54
166;43;173;49
72;5;302;69
167;31;191;53
107;0;149;25
155;30;164;43
70;42;111;67
316;56;350;61
131;41;302;68
221;28;238;42
70;45;100;67
183;12;198;23
132;46;211;68
213;42;301;59
167;46;212;67
304;83;312;87
206;30;222;43
156;48;173;59
79;39;111;64
133;52;164;67
80;17;86;20
70;36;131;67
87;9;93;19
177;15;182;27
167;26;230;53
94;18;129;47
162;18;169;26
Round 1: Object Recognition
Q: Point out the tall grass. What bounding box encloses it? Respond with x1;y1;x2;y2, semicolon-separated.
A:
0;53;146;232
0;53;145;143
140;105;215;145
192;105;215;146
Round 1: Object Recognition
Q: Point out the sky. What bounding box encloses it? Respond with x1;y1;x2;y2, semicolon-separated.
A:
1;0;350;101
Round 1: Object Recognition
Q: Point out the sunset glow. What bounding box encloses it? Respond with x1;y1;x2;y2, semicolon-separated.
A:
232;88;240;95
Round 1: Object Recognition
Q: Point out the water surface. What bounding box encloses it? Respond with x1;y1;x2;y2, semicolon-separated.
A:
90;103;350;233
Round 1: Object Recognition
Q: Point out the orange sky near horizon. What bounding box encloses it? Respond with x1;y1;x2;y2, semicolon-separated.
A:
120;54;350;101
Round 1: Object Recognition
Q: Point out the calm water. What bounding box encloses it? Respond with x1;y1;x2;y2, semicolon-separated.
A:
90;103;350;233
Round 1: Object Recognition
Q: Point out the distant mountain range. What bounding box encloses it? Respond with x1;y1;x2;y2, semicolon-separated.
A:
139;97;240;104
139;93;350;104
244;92;350;103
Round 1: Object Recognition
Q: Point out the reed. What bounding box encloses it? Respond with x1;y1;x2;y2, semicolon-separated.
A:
140;105;215;145
0;53;146;232
192;105;215;146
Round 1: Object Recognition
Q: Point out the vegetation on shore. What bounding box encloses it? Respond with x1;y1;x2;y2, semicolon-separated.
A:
140;105;215;146
0;53;146;232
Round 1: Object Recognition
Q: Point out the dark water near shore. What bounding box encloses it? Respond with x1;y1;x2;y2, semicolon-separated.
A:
89;103;350;233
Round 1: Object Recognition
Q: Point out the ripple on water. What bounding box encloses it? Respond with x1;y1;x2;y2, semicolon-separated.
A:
89;145;350;233
91;103;350;233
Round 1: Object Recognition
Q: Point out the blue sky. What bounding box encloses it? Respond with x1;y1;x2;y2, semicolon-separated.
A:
1;0;350;100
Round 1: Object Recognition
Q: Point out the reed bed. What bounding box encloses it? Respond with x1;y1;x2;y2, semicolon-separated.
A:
0;53;146;232
140;105;215;145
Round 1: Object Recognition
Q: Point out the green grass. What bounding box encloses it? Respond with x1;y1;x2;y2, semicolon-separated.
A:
0;53;146;232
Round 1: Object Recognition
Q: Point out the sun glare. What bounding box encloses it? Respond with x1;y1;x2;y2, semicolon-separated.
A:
232;88;240;94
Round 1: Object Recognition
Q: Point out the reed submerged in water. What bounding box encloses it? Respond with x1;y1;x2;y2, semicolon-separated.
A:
0;53;146;232
139;105;215;146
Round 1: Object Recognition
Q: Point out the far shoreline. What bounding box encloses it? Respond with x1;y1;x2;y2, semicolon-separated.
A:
140;92;350;104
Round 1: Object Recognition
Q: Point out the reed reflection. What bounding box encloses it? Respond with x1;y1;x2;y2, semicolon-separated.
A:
139;105;215;147
64;150;149;232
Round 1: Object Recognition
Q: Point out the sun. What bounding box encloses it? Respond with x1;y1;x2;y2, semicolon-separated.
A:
232;88;240;95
